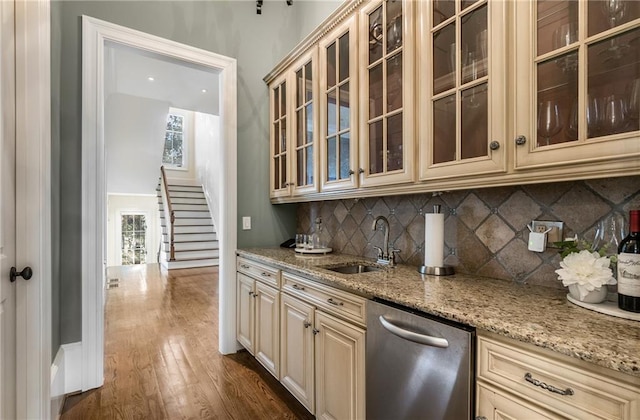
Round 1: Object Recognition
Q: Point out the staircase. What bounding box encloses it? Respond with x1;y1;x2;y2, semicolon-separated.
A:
158;180;219;269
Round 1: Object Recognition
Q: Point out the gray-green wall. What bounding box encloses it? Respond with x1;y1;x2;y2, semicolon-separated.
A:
50;0;341;357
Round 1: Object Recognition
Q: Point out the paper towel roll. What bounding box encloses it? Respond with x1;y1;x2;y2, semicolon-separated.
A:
424;213;444;267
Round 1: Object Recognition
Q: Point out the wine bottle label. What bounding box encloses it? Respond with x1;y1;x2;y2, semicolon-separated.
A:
617;253;640;297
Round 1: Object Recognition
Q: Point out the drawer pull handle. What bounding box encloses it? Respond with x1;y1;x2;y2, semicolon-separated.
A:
303;321;312;328
524;373;574;396
240;264;250;269
292;284;305;291
327;298;344;306
261;272;271;277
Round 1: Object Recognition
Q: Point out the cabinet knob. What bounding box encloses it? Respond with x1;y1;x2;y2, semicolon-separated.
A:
489;141;500;151
515;135;527;146
348;169;355;175
358;168;365;174
303;321;312;328
312;328;320;335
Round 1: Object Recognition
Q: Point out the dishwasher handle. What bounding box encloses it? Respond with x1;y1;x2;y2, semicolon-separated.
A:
379;315;449;348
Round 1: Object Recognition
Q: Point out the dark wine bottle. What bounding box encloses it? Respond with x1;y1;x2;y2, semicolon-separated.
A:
618;210;640;312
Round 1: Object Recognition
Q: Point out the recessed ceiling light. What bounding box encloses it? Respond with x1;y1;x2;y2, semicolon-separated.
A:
147;76;155;81
201;89;207;93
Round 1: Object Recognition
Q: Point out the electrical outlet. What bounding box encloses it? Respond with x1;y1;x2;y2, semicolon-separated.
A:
531;220;564;247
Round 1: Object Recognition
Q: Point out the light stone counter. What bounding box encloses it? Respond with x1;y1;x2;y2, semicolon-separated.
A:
237;247;640;378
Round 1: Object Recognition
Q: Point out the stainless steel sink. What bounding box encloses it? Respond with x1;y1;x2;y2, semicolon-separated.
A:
323;264;382;274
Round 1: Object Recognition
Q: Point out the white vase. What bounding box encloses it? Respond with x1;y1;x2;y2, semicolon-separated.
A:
568;284;608;303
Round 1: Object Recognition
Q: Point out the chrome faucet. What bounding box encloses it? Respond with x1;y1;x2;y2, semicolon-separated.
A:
371;215;400;266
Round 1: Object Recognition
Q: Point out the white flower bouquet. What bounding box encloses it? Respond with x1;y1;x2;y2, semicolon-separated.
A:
555;249;616;301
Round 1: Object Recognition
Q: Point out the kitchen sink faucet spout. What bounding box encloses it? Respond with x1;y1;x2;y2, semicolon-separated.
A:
372;216;399;266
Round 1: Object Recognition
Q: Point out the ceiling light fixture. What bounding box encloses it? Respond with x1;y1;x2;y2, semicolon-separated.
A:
147;76;155;81
257;0;292;14
201;89;207;93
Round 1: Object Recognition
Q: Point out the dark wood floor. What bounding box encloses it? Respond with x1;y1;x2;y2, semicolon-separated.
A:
61;264;314;419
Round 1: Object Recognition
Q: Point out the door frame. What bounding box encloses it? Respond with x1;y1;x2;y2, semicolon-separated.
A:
82;17;237;390
14;0;52;417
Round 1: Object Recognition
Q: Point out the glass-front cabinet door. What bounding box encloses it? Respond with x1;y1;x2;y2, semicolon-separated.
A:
418;0;507;181
270;72;290;199
319;15;359;192
359;0;415;187
514;0;640;169
291;48;320;196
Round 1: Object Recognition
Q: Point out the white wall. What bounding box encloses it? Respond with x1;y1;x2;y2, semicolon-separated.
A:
164;107;197;180
105;93;169;194
106;194;161;267
194;113;221;230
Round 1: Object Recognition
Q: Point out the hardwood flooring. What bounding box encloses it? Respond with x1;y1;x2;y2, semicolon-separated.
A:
61;264;314;419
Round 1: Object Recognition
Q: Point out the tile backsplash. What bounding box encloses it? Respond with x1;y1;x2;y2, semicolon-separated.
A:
296;176;640;289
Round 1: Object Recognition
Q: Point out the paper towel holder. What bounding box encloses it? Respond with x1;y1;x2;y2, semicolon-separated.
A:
418;204;454;276
417;265;454;276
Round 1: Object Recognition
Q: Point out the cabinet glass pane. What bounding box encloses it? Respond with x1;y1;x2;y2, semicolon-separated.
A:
461;4;487;84
433;0;455;26
280;84;286;118
297;150;304;186
339;83;350;130
461;0;480;11
327;42;336;89
386;0;403;54
461;84;488;159
307;146;313;185
537;52;578;146
274;122;280;154
537;1;578;56
340;133;350;179
296;69;303;107
273;86;280;119
328;89;337;136
339;33;350;82
370;64;384;118
305;62;313;102
369;120;383;174
387;53;403;112
433;23;456;95
297;109;304;147
588;28;640;136
281;155;286;188
328;136;337;181
588;0;640;37
306;104;313;143
387;113;403;171
433;95;456;164
280;118;287;152
369;6;383;64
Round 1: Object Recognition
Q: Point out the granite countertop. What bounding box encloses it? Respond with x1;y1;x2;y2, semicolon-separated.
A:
237;247;640;378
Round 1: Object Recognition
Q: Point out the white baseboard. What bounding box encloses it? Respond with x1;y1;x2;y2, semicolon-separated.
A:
62;342;83;393
49;341;83;417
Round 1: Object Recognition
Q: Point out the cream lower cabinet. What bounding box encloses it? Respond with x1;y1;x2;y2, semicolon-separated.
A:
476;331;640;420
236;257;281;379
281;271;366;420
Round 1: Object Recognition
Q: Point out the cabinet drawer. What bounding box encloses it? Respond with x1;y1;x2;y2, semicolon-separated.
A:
282;272;366;327
237;257;280;287
477;333;640;420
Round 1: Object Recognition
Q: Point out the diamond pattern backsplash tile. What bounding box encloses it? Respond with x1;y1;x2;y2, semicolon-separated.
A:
296;175;640;289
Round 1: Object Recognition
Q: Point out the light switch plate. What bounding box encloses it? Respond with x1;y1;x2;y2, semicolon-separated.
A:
531;220;564;248
242;216;251;230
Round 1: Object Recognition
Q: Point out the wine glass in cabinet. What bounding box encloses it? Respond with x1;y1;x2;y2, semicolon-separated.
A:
359;0;415;187
514;0;640;171
418;0;507;182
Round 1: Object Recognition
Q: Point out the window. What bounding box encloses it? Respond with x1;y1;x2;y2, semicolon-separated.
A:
121;213;147;265
163;113;184;167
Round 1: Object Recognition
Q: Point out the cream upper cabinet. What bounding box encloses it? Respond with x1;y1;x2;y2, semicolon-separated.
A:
418;0;507;181
269;72;290;199
513;0;640;171
269;48;320;198
319;15;360;192
358;0;416;187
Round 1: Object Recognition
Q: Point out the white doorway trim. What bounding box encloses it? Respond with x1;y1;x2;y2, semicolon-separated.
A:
14;0;52;417
82;17;237;390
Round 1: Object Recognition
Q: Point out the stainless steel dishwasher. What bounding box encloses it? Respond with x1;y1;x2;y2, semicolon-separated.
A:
366;299;475;420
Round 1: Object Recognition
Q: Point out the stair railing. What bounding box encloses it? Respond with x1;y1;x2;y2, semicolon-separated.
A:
160;165;176;261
